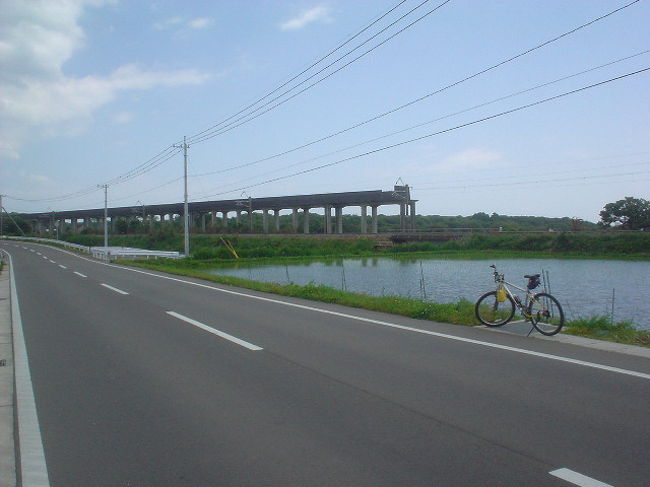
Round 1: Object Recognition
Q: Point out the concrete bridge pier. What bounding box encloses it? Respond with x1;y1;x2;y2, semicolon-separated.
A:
292;208;299;232
371;206;378;234
324;206;332;234
360;206;368;234
335;207;343;234
274;210;280;233
303;208;310;234
410;202;416;231
222;211;228;230
262;209;269;233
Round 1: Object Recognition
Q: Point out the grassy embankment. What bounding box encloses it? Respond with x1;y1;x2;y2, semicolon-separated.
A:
61;230;650;261
45;231;650;346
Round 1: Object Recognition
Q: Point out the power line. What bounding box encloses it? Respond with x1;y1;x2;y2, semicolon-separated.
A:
102;145;181;186
190;49;650;182
413;167;650;191
411;170;650;191
188;0;453;145
109;177;184;204
5;146;182;203
8;1;642;207
186;0;410;143
190;1;643;174
3;1;438;206
191;67;650;200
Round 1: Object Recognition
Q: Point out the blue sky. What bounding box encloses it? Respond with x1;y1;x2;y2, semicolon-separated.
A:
1;0;649;222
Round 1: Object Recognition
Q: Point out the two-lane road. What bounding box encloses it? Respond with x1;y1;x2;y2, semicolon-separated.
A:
2;241;649;486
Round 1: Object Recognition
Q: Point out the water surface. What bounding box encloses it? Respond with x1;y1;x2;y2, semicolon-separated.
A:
208;257;650;330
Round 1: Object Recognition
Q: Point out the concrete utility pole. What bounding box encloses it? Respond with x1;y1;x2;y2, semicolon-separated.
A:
99;184;108;248
174;136;190;257
0;194;4;238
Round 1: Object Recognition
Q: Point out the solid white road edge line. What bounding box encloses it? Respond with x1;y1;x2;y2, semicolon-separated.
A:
34;245;650;380
2;250;52;486
549;468;614;487
166;311;263;351
100;283;129;295
73;272;87;278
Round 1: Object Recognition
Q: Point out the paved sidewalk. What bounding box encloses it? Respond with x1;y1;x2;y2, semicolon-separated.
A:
478;319;650;358
0;260;16;487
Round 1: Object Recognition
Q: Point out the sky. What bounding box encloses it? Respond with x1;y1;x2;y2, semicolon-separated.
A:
1;0;649;222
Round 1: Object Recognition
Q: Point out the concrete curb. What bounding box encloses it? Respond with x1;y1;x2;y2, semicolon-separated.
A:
477;321;650;358
0;257;16;487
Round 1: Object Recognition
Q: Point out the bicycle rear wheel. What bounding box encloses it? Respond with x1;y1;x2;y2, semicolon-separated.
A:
475;291;515;327
528;293;564;336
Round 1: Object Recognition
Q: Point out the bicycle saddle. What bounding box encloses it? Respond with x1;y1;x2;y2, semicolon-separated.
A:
524;274;540;279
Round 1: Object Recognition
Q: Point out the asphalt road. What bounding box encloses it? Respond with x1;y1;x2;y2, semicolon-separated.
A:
2;241;649;487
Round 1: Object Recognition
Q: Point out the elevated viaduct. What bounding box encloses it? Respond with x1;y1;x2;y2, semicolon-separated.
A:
19;186;416;236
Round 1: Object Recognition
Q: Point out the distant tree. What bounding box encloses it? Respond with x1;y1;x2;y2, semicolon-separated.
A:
570;218;583;232
2;213;30;235
599;197;650;230
116;218;129;234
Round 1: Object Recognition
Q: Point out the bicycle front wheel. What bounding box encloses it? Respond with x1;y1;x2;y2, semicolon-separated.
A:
475;291;515;327
528;293;564;336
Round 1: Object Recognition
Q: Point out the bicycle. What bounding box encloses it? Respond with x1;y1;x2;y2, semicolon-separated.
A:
475;264;565;336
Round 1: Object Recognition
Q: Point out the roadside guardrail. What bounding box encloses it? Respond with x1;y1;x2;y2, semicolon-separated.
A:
1;236;182;260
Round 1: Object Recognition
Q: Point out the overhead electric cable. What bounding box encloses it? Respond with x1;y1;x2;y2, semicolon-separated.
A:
412;169;650;191
6;146;182;203
103;145;182;186
190;49;649;183
187;0;410;143
192;67;649;200
414;160;650;187
109;177;185;204
190;1;643;174
189;0;453;144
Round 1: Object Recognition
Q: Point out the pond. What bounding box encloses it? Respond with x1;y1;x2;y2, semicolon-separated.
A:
207;257;650;330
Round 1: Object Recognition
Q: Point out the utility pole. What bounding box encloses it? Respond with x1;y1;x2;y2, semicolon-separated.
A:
174;136;190;257
0;194;4;238
136;200;146;232
98;184;108;248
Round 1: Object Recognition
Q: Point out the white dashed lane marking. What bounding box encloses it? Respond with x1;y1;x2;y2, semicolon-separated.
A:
100;283;129;295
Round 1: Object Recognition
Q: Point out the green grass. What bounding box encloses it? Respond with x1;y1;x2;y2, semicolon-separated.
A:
126;259;477;325
53;231;650;261
564;316;650;347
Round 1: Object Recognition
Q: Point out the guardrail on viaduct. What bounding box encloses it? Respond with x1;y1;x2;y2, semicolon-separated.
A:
18;186;417;237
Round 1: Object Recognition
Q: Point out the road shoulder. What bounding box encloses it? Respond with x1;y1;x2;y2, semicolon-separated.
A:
0;256;16;487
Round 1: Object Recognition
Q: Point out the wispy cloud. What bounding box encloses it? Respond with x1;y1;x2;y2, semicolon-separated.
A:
0;1;211;160
153;16;184;30
154;16;215;32
280;5;332;31
188;17;214;30
112;111;134;124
